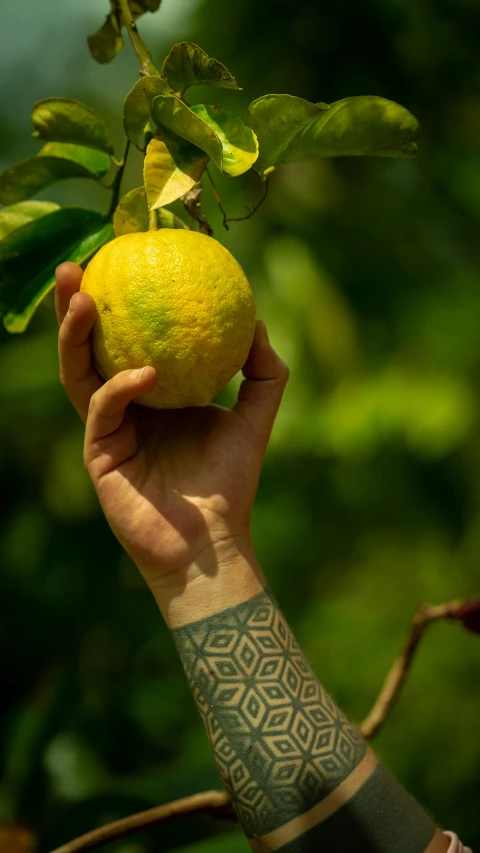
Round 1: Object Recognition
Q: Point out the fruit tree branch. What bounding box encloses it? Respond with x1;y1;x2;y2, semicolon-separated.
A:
48;597;478;853
206;170;270;231
182;181;213;236
359;601;460;739
205;168;230;230
117;0;160;76
225;175;270;224
48;790;234;853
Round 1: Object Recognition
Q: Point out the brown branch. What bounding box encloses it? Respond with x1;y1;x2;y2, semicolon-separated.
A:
48;791;233;853
206;170;270;230
225;175;270;224
205;168;230;230
359;601;453;740
182;181;213;236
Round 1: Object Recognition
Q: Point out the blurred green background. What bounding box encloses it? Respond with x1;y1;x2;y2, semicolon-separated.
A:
1;0;479;851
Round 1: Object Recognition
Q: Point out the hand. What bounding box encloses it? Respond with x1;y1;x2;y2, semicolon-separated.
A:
55;262;289;595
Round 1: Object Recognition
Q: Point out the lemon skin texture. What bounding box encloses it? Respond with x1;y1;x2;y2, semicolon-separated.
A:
80;229;256;408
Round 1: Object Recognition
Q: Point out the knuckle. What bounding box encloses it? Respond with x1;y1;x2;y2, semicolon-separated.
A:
83;442;99;474
59;367;68;388
58;326;67;349
58;316;72;344
278;359;290;383
87;393;98;418
82;443;91;471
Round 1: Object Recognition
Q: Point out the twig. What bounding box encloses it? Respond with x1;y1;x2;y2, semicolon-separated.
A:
205;168;230;230
206;171;270;230
359;601;453;740
225;175;270;224
182;181;213;236
116;0;159;76
148;208;159;231
48;791;233;853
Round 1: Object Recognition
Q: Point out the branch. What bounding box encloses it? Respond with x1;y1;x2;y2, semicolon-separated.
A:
48;791;233;853
205;168;230;230
182;181;213;236
359;601;455;740
206;170;270;230
225;175;270;224
116;0;159;76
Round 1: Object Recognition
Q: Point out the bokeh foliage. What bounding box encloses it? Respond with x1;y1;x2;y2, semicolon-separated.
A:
0;0;479;851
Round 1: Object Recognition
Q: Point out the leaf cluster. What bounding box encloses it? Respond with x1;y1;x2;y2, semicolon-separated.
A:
87;0;162;65
0;99;117;332
0;8;420;333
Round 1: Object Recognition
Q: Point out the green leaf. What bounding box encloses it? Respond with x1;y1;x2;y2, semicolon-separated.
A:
0;200;60;239
151;96;221;167
190;104;258;176
37;142;111;173
87;12;124;64
87;1;161;65
155;207;188;229
246;94;420;175
129;0;162;13
0;144;111;205
113;186;187;235
113;187;149;235
285;96;420;161
151;96;256;176
123;76;171;149
144;130;209;209
245;94;328;174
161;42;240;95
32;98;114;155
0;208;112;332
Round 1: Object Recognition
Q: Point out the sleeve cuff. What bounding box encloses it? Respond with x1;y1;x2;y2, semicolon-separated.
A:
444;831;473;853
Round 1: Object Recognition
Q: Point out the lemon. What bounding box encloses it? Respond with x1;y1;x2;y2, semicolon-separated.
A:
80;229;256;408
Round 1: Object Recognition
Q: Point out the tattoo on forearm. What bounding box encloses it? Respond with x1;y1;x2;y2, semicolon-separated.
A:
270;764;437;853
172;589;367;838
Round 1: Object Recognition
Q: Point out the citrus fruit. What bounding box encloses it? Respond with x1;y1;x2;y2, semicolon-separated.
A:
80;229;256;408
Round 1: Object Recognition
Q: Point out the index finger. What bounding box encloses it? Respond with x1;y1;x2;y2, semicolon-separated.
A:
55;262;84;325
56;262;102;421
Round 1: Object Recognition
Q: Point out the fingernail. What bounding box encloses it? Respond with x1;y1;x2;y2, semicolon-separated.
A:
257;320;270;346
130;366;149;380
67;293;81;316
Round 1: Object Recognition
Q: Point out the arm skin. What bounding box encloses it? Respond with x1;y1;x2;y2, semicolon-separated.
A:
55;262;449;853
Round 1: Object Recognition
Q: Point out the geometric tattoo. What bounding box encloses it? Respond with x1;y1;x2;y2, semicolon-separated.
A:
268;763;436;853
172;589;367;839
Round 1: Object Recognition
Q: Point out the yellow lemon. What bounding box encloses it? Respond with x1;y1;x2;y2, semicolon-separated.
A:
81;229;256;408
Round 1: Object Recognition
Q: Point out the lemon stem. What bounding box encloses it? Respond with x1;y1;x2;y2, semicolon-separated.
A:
117;0;160;77
149;210;159;231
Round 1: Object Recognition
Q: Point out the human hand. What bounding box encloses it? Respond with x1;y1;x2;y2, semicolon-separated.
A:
55;262;289;597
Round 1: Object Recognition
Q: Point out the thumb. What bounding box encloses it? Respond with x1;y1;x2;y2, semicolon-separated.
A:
233;321;289;441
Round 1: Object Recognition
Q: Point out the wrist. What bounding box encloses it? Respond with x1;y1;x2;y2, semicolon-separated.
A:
147;534;266;628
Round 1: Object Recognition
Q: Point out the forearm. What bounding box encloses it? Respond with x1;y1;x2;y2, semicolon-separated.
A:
151;545;447;853
56;262;451;852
